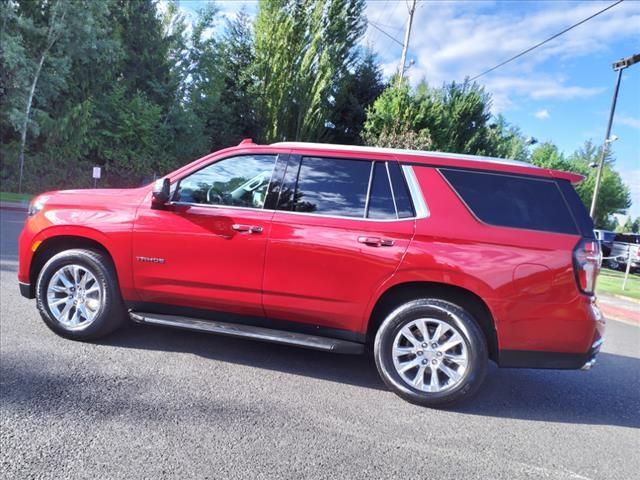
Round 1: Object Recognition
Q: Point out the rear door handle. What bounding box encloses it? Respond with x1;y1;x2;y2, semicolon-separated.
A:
232;224;263;234
358;236;394;247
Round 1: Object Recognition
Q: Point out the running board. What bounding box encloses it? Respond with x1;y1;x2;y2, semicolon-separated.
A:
129;312;364;354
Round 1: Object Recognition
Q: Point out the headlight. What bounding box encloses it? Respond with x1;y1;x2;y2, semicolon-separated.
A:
28;195;49;217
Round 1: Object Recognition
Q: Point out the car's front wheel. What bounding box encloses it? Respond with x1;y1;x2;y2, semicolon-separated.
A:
374;298;488;407
36;249;126;340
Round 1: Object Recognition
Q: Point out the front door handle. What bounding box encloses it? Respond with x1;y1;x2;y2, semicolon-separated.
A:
358;236;394;247
232;224;263;234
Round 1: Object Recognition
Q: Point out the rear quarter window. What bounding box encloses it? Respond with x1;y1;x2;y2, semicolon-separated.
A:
440;169;579;235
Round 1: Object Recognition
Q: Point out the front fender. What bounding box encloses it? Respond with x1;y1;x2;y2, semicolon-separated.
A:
20;208;137;301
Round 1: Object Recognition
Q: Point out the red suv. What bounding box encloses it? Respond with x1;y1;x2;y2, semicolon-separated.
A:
18;140;605;406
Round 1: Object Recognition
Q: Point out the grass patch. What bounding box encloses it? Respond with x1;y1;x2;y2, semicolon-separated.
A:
597;267;640;300
0;192;33;203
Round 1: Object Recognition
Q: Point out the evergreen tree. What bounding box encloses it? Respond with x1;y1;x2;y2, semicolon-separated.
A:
327;50;385;144
214;8;259;146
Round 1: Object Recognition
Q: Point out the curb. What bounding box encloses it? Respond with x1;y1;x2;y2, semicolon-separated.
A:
598;303;640;326
613;294;640;305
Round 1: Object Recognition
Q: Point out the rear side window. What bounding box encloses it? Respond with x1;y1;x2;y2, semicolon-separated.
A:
556;179;594;238
441;169;579;235
367;162;395;219
388;162;415;218
293;157;370;217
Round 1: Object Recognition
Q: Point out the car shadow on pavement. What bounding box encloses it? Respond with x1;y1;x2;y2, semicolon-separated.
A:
454;353;640;428
101;323;640;429
102;323;386;391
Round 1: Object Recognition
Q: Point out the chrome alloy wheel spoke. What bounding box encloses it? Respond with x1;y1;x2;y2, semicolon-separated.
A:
392;318;469;393
46;264;102;330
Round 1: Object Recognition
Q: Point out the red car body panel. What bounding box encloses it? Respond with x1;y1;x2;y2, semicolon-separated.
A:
262;211;414;332
18;188;145;300
132;194;274;317
18;141;603;366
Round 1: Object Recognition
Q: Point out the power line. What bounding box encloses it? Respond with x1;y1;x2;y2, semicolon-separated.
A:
369;20;404;47
468;0;625;82
367;0;390;47
373;1;403;60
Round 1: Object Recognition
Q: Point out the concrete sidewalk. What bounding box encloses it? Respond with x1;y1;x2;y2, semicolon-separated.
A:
598;293;640;326
0;200;28;211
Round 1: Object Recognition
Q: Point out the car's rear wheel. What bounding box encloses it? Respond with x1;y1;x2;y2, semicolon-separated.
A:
36;249;126;340
374;298;487;407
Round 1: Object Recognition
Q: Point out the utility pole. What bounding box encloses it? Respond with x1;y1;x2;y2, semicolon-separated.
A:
398;0;418;86
590;53;640;220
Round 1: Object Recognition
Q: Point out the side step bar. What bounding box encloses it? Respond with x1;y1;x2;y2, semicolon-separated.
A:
129;312;364;354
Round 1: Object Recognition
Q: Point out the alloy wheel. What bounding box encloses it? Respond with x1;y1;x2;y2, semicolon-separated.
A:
392;318;469;393
46;264;102;330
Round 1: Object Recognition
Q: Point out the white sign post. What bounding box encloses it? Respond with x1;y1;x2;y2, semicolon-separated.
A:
92;166;101;188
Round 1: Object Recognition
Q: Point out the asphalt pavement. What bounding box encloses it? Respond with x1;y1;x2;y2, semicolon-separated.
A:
1;209;639;480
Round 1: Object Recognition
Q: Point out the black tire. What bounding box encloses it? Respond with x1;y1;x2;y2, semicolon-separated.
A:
374;298;488;408
35;249;126;340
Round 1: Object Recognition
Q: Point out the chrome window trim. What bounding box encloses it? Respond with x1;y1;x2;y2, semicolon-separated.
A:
168;201;415;223
273;209;416;223
167;161;427;224
385;161;399;219
363;161;375;218
402;165;429;219
169;201;275;214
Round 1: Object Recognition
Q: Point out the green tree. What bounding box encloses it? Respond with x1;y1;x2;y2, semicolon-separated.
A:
327;50;385;144
486;116;530;162
362;82;432;148
254;0;365;142
620;216;635;233
363;80;528;158
1;0;117;190
530;141;572;170
212;7;259;147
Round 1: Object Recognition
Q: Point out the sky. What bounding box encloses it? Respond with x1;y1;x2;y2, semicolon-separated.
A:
177;0;640;219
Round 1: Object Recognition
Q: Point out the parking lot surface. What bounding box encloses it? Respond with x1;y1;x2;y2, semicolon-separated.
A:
1;209;639;479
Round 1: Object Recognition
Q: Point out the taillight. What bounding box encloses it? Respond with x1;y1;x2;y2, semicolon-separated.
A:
573;239;601;295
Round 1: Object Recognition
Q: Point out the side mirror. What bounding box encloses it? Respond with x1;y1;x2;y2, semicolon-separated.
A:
152;178;171;208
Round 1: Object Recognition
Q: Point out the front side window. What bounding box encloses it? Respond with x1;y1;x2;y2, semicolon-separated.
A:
174;155;276;209
291;157;371;218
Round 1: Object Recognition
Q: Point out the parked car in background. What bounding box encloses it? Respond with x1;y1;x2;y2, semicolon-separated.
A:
607;233;640;272
594;229;615;259
18;140;604;407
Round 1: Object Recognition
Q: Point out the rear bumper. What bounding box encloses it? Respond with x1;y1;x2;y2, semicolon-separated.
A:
499;337;604;369
499;299;604;370
19;282;34;299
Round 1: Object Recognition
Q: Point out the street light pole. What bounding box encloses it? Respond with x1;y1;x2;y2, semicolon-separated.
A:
589;68;622;219
589;53;640;220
